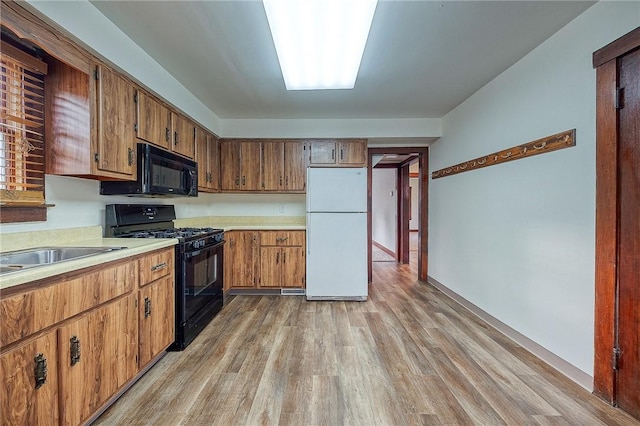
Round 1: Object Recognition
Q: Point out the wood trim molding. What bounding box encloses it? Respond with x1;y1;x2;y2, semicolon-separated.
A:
431;130;575;179
593;60;618;402
593;26;640;68
0;205;47;223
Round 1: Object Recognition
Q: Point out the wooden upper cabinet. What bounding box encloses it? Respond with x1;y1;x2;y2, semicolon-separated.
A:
135;90;171;150
95;63;137;177
171;113;195;159
45;59;136;180
309;139;367;167
309;140;337;165
263;141;285;191
196;127;220;193
1;330;59;426
220;140;262;191
338;139;367;165
284;141;307;191
220;139;306;193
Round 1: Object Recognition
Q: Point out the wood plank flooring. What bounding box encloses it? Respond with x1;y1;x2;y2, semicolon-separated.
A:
95;256;639;425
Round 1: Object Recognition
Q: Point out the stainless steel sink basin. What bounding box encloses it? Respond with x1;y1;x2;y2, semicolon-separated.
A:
0;246;127;274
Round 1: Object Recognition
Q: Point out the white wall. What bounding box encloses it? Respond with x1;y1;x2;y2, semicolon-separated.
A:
409;177;419;231
372;169;397;252
429;1;640;381
0;176;305;234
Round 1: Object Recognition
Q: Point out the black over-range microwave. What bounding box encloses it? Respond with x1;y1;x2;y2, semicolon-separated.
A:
100;143;198;197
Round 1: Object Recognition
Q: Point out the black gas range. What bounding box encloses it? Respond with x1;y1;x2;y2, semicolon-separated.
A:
105;204;224;350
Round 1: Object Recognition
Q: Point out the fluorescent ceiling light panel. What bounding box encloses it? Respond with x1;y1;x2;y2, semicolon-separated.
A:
263;0;378;90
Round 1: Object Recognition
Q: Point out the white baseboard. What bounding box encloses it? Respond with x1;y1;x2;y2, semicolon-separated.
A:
427;275;594;391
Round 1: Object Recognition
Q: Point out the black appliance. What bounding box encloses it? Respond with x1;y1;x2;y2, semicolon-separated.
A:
105;204;223;350
100;143;198;197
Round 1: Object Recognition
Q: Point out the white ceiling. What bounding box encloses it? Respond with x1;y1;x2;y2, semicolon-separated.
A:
90;1;594;121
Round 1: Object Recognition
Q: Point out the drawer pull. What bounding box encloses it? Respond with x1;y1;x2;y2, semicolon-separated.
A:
70;336;81;366
34;353;47;389
150;262;167;272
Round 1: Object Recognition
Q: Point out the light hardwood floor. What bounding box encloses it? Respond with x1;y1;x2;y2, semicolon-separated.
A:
95;255;639;425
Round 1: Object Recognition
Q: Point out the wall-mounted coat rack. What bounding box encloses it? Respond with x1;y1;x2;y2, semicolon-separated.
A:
431;129;576;179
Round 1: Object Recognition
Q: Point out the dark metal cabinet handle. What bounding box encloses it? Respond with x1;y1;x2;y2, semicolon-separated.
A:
144;297;152;318
150;262;167;272
242;176;246;186
283;252;286;263
276;252;279;264
34;353;47;389
174;131;179;146
70;336;81;366
235;177;240;186
331;149;335;160
127;148;134;166
340;149;344;161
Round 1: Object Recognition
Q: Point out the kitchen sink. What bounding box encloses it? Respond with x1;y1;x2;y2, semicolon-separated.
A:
0;246;127;274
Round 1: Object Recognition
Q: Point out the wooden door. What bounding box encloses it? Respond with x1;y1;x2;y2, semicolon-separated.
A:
285;141;306;191
172;113;195;159
136;90;171;150
58;294;138;426
225;231;259;287
96;64;136;178
0;331;58;426
263;141;284;191
220;141;241;191
338;140;367;165
195;126;210;190
240;141;262;191
309;140;336;165
139;276;175;368
259;247;281;287
281;247;305;288
616;47;640;419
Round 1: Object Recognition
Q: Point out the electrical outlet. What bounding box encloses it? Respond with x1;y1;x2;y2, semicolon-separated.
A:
279;203;285;214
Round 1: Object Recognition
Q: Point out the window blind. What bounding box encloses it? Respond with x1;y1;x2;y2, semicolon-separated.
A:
0;42;47;206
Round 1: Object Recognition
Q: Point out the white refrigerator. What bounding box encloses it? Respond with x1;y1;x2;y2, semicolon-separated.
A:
306;167;368;301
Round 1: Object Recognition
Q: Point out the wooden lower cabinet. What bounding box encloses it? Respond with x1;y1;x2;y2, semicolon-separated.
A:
224;231;260;289
1;331;59;426
139;276;175;368
225;230;305;290
0;247;175;426
58;294;138;426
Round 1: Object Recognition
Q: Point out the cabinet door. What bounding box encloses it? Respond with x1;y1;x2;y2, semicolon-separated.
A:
58;294;138;426
136;90;171;150
225;231;259;288
195;126;210;190
208;133;220;191
139;276;175;368
338;139;367;166
259;247;281;287
263;141;284;191
285;141;307;191
96;64;136;178
281;247;305;288
309;140;336;165
220;141;241;191
172;113;195;159
0;331;59;426
240;141;262;191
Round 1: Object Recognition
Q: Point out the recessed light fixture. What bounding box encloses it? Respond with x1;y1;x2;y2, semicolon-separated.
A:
262;0;378;91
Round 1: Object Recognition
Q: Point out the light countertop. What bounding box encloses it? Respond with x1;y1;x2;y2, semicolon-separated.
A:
1;227;177;290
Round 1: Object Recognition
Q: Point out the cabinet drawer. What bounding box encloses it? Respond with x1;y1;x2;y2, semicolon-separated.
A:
139;248;174;286
260;231;305;247
0;260;137;347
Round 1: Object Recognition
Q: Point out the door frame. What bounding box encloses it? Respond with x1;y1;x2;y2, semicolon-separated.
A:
368;147;429;282
592;27;640;404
